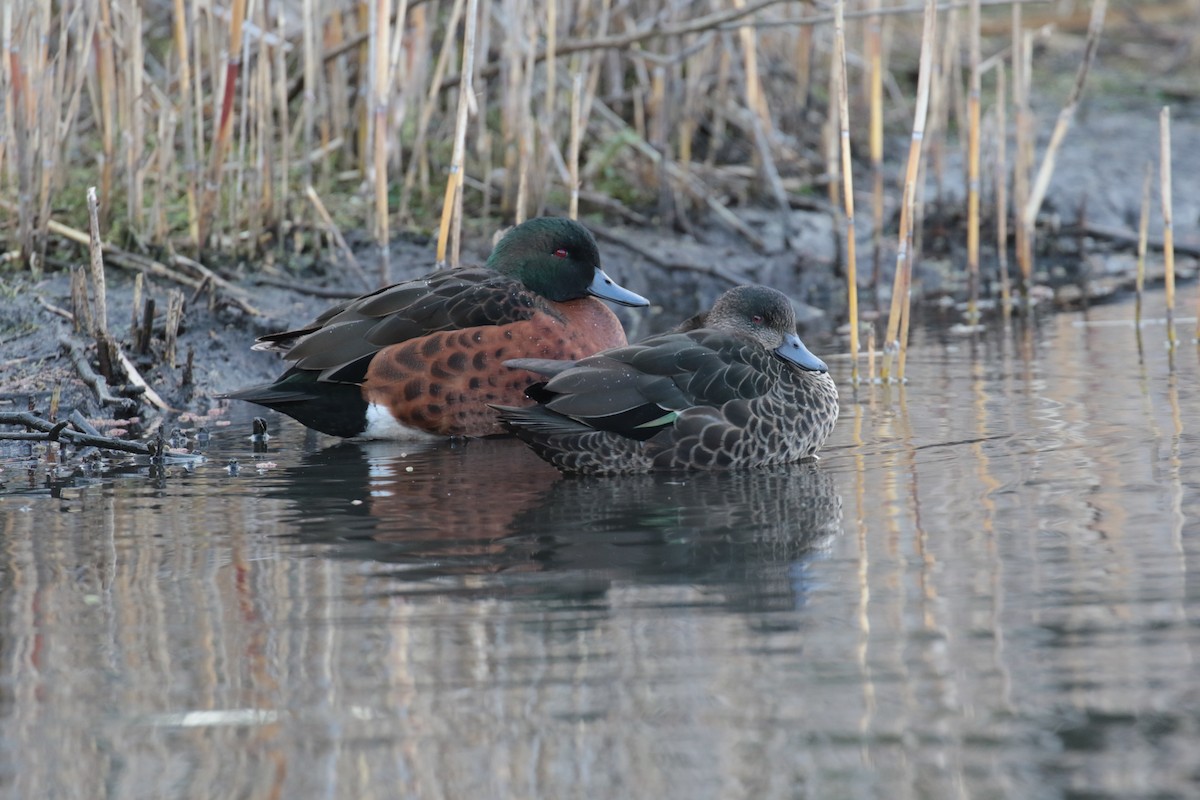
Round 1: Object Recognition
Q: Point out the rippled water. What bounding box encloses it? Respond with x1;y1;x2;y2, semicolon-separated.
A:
2;295;1198;799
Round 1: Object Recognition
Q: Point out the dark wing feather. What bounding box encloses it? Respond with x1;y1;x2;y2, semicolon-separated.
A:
256;268;547;384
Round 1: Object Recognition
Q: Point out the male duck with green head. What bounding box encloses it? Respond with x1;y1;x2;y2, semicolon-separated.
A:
227;217;648;439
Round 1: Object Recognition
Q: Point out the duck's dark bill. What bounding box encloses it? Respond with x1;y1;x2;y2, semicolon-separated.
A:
776;333;828;373
588;269;649;307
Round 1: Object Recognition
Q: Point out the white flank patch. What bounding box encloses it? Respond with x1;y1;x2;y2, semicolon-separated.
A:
361;403;445;441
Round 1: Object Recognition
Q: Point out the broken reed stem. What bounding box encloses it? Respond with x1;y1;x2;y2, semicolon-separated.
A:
1022;0;1107;238
372;0;392;284
1160;106;1176;349
86;186;115;381
881;0;937;383
995;64;1011;315
1134;160;1151;328
966;0;981;324
435;0;479;268
197;0;246;247
834;0;859;384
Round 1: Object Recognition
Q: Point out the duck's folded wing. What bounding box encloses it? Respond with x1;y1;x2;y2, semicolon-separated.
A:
257;270;544;383
530;333;772;441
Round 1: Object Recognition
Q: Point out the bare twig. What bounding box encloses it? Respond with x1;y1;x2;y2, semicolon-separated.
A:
0;410;152;455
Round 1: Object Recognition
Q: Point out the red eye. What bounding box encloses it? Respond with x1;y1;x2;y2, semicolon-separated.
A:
553;249;568;259
751;314;764;325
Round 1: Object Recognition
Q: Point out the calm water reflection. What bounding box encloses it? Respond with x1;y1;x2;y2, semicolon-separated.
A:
1;295;1198;799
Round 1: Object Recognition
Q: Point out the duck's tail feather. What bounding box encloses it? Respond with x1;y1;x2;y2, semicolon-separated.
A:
222;371;367;438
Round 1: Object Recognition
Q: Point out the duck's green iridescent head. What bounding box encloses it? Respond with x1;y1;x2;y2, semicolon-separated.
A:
486;217;648;307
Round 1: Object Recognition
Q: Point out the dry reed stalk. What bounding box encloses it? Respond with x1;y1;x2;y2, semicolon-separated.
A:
651;64;669;221
130;272;143;342
253;9;274;245
867;0;884;302
926;6;956;212
880;0;937;383
152;93;175;242
515;12;538;224
795;0;814;108
399;0;465;221
233;16;254;252
568;72;583;220
197;0;246;247
1021;0;1107;261
541;0;557;216
372;0;392;284
734;0;771;137
825;58;840;211
324;8;349;155
1160;106;1176;349
0;3;10;181
833;0;860;384
125;0;145;230
95;2;117;230
1134;160;1151;328
302;0;319;200
6;8;33;267
274;7;291;224
1012;27;1033;299
966;0;981;323
436;0;480;268
474;0;492;220
994;64;1011;314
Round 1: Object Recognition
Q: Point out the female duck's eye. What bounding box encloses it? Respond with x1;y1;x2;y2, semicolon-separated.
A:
751;314;764;325
553;248;569;259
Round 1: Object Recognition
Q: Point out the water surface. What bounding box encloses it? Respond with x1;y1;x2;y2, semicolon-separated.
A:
1;295;1198;799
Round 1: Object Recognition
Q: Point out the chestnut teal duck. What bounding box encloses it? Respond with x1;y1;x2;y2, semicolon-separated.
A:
226;217;648;438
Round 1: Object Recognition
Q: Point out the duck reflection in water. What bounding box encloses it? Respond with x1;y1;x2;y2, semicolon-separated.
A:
274;438;843;614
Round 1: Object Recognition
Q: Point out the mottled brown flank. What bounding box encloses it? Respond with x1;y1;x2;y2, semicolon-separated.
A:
363;298;627;436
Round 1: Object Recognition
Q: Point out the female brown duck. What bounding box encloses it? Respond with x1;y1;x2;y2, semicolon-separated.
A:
494;285;839;474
